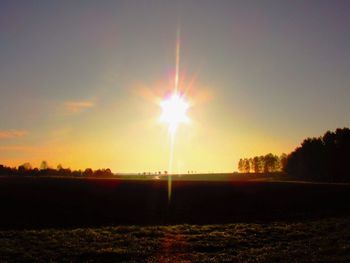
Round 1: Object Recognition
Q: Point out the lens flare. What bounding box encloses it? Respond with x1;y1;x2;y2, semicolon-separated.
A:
159;24;191;202
159;92;190;202
160;92;189;136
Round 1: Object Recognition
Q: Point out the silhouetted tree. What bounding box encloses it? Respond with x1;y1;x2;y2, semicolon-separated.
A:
285;128;350;182
0;163;113;178
263;153;279;173
244;159;250;173
238;159;244;173
19;162;32;171
252;157;260;173
0;165;11;176
238;154;284;174
280;153;288;171
40;161;48;170
83;168;93;177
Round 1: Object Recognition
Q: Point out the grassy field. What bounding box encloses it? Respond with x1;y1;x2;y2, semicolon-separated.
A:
0;217;349;262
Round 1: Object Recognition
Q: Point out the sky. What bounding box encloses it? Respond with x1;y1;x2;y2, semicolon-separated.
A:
0;0;349;173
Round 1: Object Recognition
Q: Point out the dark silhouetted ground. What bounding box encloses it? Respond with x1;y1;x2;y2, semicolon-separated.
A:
0;177;349;228
1;176;350;262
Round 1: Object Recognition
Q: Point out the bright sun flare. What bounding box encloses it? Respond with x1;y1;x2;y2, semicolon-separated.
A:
160;92;189;135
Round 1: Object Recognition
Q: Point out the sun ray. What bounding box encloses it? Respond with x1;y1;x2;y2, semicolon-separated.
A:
158;25;192;202
160;91;189;202
175;27;181;93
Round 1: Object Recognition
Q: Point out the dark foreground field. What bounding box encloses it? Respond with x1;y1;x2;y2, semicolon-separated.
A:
0;177;349;228
1;177;350;262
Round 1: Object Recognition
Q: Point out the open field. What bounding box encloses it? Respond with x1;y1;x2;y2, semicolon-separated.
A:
0;217;349;262
1;176;350;262
0;176;349;228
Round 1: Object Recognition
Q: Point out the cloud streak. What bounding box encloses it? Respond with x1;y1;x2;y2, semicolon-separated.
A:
64;101;95;113
0;130;28;139
0;145;35;152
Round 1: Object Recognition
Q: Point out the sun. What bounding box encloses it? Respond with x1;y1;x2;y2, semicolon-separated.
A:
160;92;190;135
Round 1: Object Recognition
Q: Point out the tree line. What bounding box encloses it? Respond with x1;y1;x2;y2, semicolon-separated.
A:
238;153;287;173
285;128;350;182
1;127;349;182
0;161;114;178
238;128;350;182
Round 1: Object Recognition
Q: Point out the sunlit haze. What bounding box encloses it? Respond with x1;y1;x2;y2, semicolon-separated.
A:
0;1;349;173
